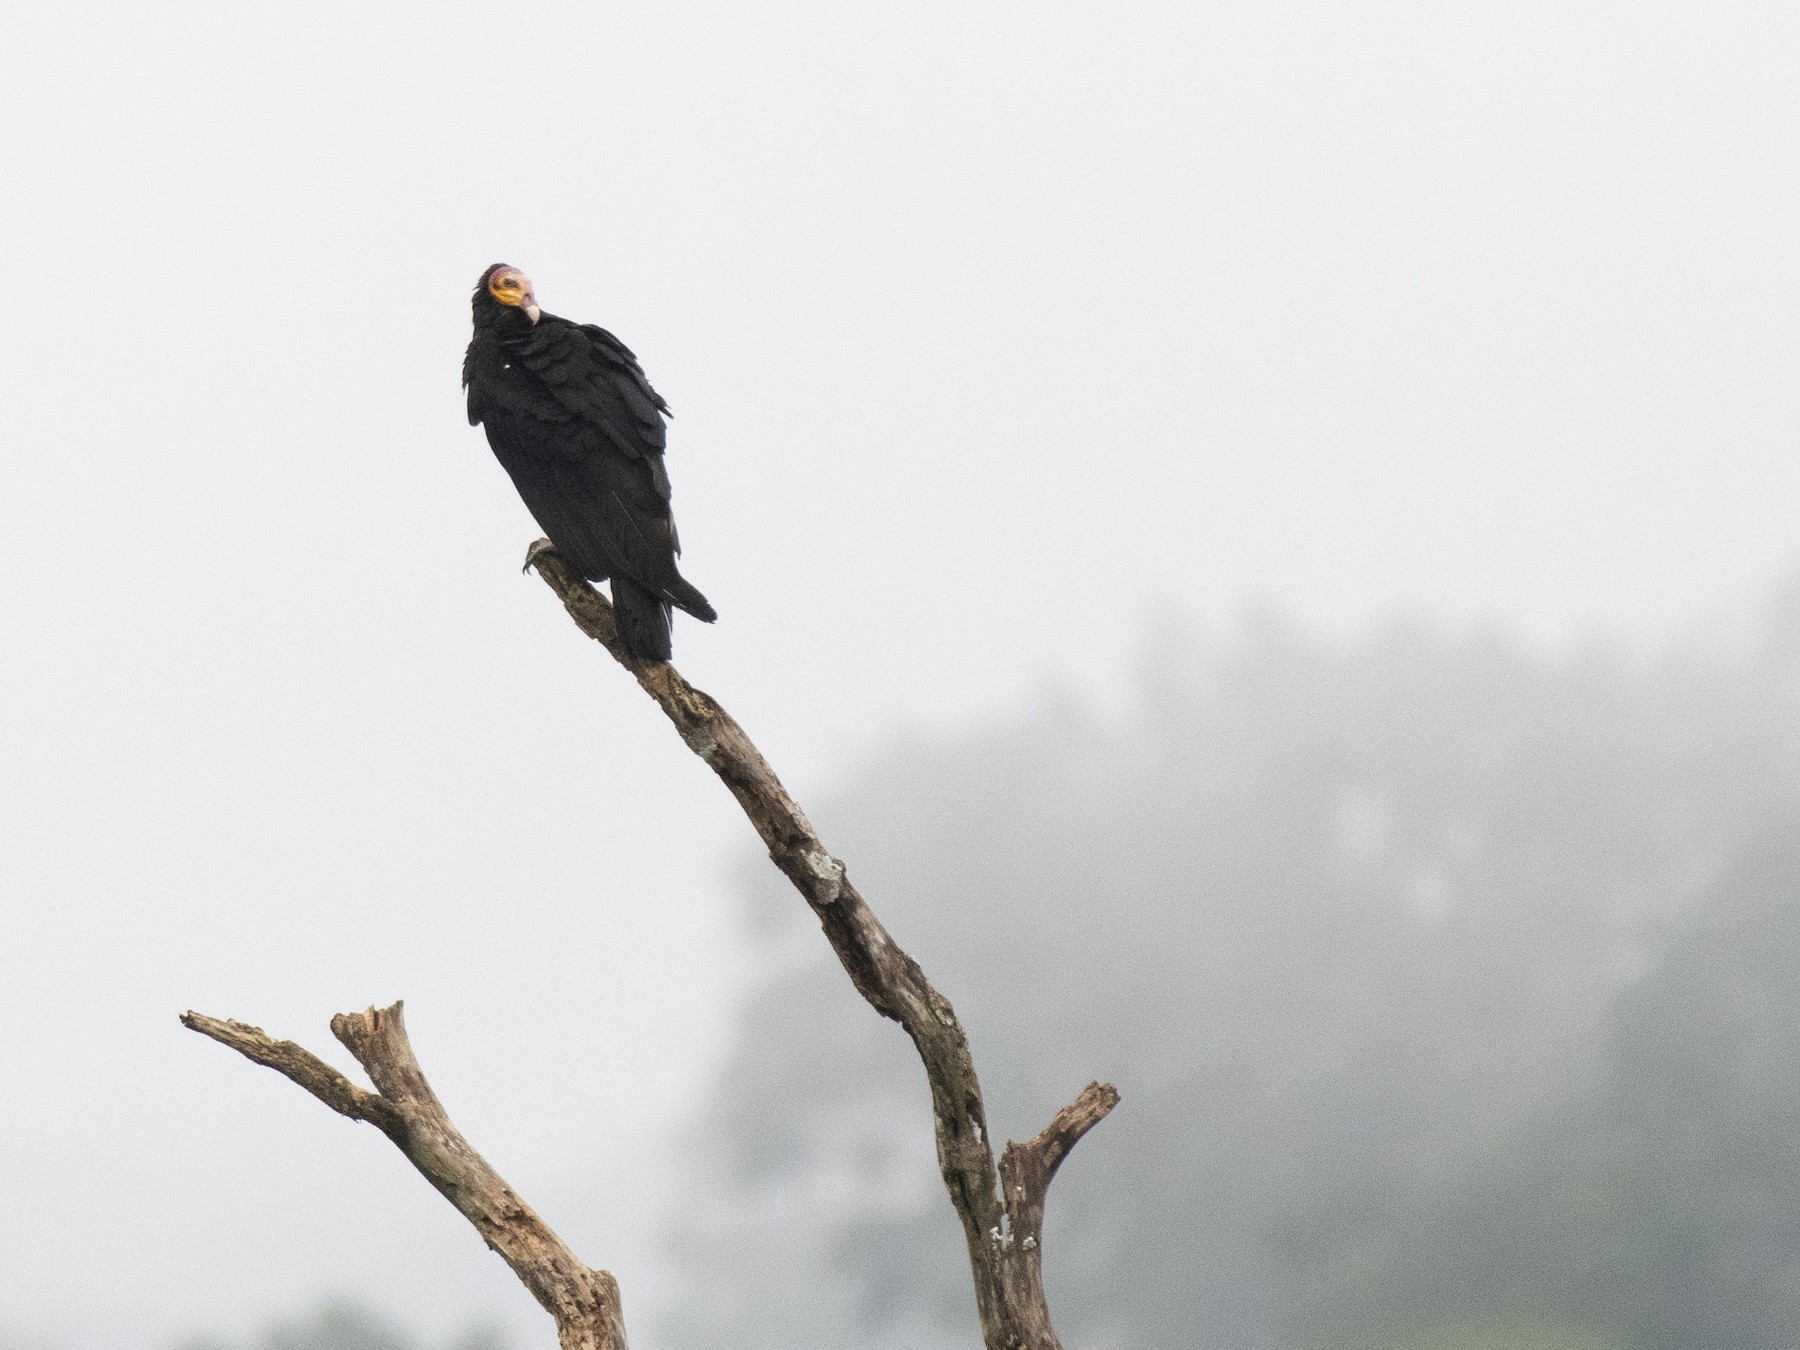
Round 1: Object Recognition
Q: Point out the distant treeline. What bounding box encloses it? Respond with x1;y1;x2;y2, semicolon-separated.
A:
651;603;1800;1350
172;1304;502;1350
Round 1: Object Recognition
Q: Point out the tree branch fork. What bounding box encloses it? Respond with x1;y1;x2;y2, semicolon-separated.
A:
183;539;1117;1350
180;1004;626;1350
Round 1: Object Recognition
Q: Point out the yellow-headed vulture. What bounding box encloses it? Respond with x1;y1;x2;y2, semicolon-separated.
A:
464;263;715;661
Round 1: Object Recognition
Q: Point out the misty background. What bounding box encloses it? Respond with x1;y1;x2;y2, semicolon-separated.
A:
4;2;1800;1348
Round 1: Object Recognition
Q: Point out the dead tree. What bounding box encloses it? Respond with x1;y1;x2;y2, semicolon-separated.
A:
180;1003;628;1350
184;538;1118;1350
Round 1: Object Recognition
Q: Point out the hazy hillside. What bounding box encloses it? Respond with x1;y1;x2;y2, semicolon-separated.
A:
650;613;1800;1349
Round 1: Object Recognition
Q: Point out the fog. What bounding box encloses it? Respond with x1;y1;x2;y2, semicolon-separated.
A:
656;617;1800;1348
3;3;1800;1349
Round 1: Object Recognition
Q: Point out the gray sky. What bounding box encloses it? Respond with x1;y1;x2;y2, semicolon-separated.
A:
4;1;1799;1346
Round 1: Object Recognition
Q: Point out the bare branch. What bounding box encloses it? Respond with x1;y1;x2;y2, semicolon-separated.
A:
179;1011;401;1132
527;541;1116;1350
995;1082;1120;1282
1018;1081;1122;1190
182;1002;627;1350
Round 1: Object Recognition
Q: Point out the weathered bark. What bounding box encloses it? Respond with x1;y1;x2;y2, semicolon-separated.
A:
526;539;1117;1350
180;1003;628;1350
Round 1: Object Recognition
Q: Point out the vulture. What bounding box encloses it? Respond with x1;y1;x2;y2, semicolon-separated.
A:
464;263;715;661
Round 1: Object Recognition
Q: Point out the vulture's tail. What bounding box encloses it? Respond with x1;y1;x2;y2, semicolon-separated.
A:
611;573;716;663
611;578;676;662
661;574;717;624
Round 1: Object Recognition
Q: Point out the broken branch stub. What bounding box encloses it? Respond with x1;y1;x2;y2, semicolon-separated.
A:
527;540;1118;1350
180;1003;627;1350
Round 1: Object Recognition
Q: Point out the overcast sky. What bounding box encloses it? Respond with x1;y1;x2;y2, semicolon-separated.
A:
4;2;1800;1347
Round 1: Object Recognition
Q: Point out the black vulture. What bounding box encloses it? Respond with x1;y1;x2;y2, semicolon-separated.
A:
464;263;715;661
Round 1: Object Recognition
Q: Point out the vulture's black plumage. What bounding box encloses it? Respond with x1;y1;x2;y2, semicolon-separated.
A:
464;263;714;661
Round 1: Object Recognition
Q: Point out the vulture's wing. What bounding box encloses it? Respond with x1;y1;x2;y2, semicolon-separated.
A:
502;317;688;582
507;318;672;483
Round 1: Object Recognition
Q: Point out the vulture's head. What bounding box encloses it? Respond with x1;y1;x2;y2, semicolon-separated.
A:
476;263;541;324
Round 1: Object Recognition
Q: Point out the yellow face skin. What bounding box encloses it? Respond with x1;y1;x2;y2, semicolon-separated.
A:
488;268;541;322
